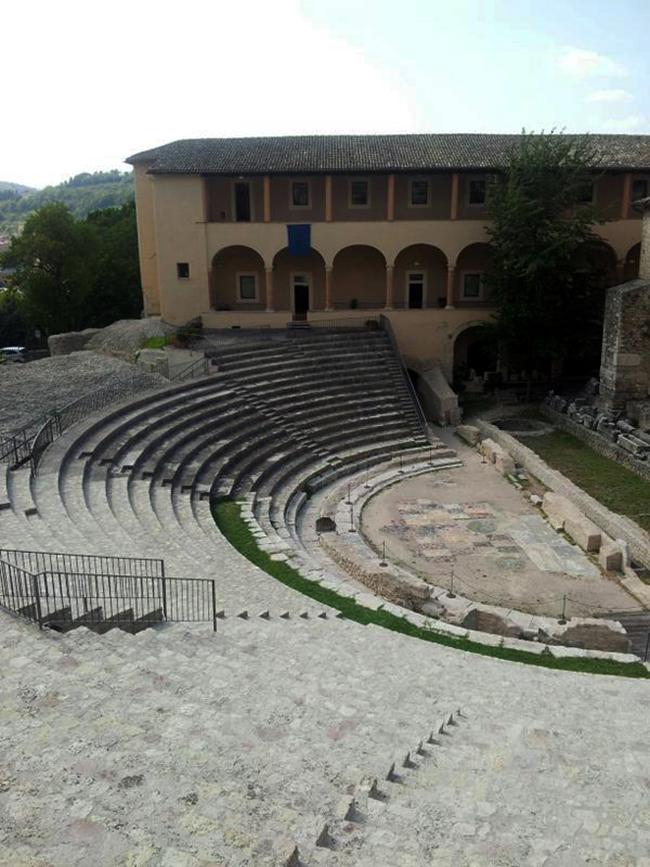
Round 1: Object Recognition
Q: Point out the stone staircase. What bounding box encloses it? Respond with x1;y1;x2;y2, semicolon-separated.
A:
0;329;452;623
2;605;648;866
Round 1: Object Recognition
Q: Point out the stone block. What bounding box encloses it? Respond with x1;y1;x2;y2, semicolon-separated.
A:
494;450;516;476
541;492;579;530
48;328;101;356
479;438;499;463
456;424;481;446
599;539;627;572
564;514;602;553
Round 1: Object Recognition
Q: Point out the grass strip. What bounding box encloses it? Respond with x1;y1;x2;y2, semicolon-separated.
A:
524;430;650;534
212;498;649;680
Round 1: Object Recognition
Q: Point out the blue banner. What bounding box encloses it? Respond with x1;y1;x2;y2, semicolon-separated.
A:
287;224;311;256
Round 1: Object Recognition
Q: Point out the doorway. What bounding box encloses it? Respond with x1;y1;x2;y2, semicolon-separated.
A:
234;182;251;222
292;273;310;321
407;272;425;309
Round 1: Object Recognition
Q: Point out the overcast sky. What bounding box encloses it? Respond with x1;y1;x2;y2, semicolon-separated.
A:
4;0;649;188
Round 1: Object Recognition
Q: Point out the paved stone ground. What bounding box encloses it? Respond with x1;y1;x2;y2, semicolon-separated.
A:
362;435;637;618
0;352;166;435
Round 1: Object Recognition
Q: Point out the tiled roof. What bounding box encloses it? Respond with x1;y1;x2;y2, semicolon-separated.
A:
126;133;650;174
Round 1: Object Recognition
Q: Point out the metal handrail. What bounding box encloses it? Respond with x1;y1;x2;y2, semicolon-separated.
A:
170;356;210;382
379;314;428;432
0;552;219;632
0;548;165;579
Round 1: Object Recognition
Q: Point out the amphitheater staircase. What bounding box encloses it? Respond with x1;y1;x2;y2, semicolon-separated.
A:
0;329;456;624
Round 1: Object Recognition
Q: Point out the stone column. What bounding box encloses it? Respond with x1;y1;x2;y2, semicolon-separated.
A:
387;174;395;221
325;175;333;222
450;173;459;220
385;264;394;309
446;265;456;309
265;267;274;312
263;176;271;223
325;266;333;311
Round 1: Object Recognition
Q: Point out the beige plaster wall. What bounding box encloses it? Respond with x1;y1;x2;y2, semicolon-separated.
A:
133;164;160;315
330;175;388;222
272;248;326;311
393;174;452;220
454;243;493;307
331;245;386;308
270;176;326;223
211;245;266;310
152;174;210;324
393;244;447;309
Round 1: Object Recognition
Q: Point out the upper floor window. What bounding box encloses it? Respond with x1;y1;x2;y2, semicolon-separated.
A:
577;182;594;204
237;273;258;302
468;177;487;205
176;262;190;279
632;178;649;202
462;272;484;300
409;178;429;207
290;180;310;209
349;179;370;208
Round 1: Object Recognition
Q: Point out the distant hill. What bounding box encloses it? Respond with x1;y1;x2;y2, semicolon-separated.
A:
0;181;36;195
0;171;134;234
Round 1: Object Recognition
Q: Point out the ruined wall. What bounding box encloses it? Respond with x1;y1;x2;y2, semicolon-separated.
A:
599;279;650;412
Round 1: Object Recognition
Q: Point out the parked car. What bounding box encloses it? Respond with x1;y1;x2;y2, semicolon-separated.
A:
0;346;26;363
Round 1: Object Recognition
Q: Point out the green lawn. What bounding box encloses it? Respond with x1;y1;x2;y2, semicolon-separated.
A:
142;335;172;349
525;430;650;533
212;498;648;679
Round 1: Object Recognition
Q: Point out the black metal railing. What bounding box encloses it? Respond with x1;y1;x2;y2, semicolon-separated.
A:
299;316;381;330
0;374;163;477
170;356;210;382
0;553;219;633
379;314;428;431
0;548;165;579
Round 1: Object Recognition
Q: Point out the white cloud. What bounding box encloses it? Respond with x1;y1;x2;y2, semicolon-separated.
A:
3;0;419;188
601;115;646;132
557;47;627;78
586;89;633;104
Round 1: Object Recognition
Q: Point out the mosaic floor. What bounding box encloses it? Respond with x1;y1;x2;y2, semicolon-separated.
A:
386;499;600;580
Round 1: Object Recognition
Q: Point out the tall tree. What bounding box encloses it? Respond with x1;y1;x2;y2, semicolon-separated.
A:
1;203;97;334
486;131;603;385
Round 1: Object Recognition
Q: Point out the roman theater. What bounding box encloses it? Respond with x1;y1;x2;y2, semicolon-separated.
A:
2;134;650;865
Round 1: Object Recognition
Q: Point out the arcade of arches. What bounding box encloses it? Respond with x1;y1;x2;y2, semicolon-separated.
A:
210;242;496;315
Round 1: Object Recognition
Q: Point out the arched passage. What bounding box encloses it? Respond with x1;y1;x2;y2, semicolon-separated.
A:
393;244;447;309
454;243;493;306
211;245;266;310
624;243;641;282
452;323;498;388
573;240;618;290
272;247;326;317
331;245;386;309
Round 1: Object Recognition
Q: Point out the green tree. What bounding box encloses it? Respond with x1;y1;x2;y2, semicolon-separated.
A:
485;131;603;388
85;200;142;326
1;203;97;334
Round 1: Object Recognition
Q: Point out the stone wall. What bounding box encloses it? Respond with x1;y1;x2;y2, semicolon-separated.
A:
598;278;650;413
48;328;101;356
476;419;650;569
541;406;650;482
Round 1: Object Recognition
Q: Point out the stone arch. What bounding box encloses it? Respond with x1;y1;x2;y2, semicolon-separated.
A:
272;246;327;313
624;242;641;282
331;245;386;310
452;323;498;386
454;243;493;306
393;244;447;310
573;239;618;289
211;245;266;310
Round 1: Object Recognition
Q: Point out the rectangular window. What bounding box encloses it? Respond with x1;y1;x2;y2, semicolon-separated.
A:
238;273;257;301
468;178;486;205
291;180;310;208
177;262;190;279
409;178;429;207
632;178;648;201
462;273;483;299
349;179;369;207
